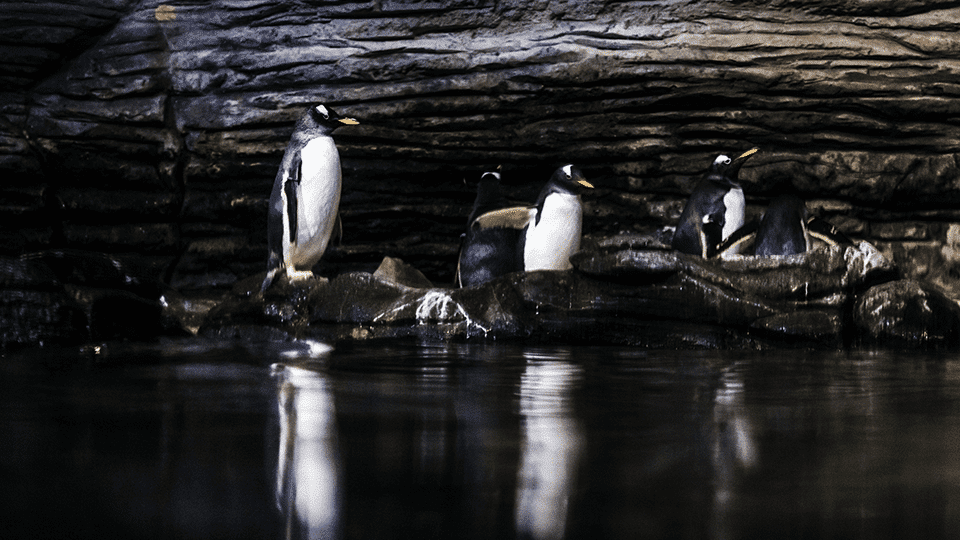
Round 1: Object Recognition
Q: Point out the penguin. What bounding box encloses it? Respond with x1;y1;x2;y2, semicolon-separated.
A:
672;148;759;258
754;194;852;256
520;164;594;271
261;104;358;292
456;169;521;288
455;164;594;287
754;194;809;257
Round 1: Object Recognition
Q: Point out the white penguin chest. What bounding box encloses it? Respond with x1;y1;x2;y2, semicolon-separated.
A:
720;187;745;257
292;137;341;264
524;193;582;271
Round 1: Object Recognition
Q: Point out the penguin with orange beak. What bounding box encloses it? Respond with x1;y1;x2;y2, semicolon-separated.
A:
672;148;758;258
262;104;358;292
457;164;594;287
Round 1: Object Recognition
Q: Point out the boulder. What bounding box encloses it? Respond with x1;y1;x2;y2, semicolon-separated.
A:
855;280;960;348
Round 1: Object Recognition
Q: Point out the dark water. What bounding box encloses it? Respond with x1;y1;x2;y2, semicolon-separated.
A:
3;339;960;540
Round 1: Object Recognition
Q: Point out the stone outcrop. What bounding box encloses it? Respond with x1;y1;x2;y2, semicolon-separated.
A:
2;239;958;349
4;0;960;348
195;240;960;349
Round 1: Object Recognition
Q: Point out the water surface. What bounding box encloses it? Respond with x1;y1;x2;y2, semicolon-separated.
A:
3;340;960;539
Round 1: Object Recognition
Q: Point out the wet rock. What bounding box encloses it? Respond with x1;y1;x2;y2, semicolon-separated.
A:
0;287;86;348
750;311;844;344
205;273;326;333
855;280;960;348
158;288;223;337
572;249;680;278
64;285;163;341
198;244;936;348
373;256;434;288
0;250;182;348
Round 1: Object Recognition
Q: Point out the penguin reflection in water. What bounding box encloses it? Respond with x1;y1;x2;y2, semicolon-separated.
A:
671;148;758;258
753;194;852;256
261;104;358;292
456;165;594;288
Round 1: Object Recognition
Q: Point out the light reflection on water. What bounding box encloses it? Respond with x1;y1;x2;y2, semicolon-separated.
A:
4;341;960;539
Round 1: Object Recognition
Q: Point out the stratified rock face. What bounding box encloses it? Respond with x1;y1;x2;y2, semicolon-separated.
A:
3;0;960;297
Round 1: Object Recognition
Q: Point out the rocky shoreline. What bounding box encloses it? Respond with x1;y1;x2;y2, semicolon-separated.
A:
5;235;959;350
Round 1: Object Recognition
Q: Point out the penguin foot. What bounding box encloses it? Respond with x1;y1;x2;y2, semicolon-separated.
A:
286;269;317;282
261;267;328;294
286;269;329;286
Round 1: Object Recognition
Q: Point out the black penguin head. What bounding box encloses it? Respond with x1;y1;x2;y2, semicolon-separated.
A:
532;164;593;225
706;147;758;186
547;164;594;195
474;168;503;203
466;168;508;226
303;103;359;133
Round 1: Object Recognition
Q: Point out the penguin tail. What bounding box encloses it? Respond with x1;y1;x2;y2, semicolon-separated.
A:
261;250;283;293
260;267;280;293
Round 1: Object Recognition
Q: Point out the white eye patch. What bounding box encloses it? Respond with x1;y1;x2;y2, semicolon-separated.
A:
714;155;732;166
315;104;329;118
562;164;573;177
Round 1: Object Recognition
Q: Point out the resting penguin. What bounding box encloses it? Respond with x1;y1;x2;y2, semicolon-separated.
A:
754;194;852;256
455;164;594;287
671;148;759;258
456;169;519;288
261;104;358;292
754;195;809;257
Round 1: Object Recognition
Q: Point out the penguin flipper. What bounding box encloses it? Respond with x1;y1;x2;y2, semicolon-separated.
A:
472;207;535;230
806;217;853;247
284;161;301;243
700;212;726;258
715;219;759;258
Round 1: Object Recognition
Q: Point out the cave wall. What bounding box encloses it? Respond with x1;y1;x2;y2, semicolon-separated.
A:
3;0;960;296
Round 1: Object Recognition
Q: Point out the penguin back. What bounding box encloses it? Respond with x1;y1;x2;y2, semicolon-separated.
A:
755;195;809;257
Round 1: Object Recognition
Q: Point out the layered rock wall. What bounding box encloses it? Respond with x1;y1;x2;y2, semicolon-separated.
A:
4;0;960;296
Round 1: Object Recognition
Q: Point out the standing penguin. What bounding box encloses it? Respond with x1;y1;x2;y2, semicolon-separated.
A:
755;194;852;256
455;164;594;287
672;148;759;258
521;164;594;271
261;104;358;292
